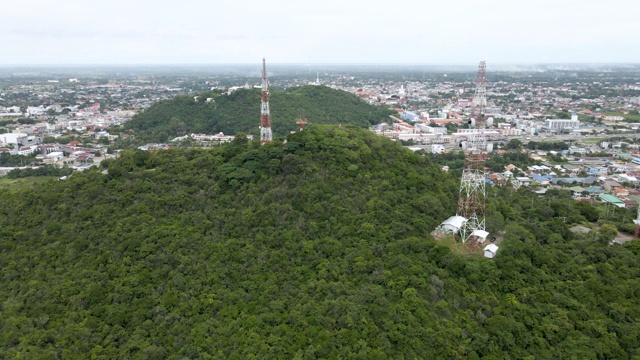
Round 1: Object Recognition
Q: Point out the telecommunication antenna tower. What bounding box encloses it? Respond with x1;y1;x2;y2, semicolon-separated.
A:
472;62;487;110
296;116;307;131
633;205;640;239
456;61;493;244
260;58;273;143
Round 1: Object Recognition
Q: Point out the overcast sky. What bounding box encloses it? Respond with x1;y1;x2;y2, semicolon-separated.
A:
1;0;638;65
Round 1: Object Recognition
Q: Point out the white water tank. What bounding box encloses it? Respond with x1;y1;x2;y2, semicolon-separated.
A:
486;117;494;127
486;143;494;153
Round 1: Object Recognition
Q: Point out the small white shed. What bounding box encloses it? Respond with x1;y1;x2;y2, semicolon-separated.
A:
483;244;499;259
471;229;490;243
440;216;467;233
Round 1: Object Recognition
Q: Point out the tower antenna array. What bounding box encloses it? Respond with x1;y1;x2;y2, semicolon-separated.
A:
456;61;491;244
260;58;273;143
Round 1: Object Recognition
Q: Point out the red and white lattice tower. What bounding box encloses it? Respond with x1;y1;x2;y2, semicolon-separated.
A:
457;61;491;244
260;58;273;143
296;117;307;131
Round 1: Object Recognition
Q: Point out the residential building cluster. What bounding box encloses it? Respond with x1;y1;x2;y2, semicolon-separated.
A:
304;71;640;143
480;147;640;211
1;68;640;184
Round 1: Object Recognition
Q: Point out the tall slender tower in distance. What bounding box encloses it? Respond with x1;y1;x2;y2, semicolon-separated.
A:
260;58;273;143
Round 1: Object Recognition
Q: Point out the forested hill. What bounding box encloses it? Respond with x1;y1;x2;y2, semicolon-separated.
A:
125;85;394;142
2;126;640;358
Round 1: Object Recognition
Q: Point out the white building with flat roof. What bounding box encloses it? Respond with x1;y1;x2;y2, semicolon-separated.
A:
26;106;46;116
544;114;580;131
0;133;42;147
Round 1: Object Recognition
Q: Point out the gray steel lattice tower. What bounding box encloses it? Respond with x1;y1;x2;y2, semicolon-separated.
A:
472;61;487;110
260;58;273;143
456;61;490;243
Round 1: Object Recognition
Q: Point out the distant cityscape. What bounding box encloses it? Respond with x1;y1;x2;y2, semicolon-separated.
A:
2;65;640;219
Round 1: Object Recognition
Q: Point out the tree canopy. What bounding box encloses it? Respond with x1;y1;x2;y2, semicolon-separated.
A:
125;85;394;143
1;126;639;358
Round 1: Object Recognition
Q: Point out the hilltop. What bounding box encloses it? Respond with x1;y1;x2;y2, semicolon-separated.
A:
1;126;639;358
125;85;394;143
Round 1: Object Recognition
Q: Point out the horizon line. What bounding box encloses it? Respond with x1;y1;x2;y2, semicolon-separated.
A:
1;62;640;67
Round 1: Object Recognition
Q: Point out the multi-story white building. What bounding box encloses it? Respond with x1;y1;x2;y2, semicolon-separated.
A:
26;106;46;116
0;132;43;147
568;146;588;155
544;114;580;131
415;123;446;134
500;128;523;136
18;146;38;155
0;133;26;146
1;106;21;113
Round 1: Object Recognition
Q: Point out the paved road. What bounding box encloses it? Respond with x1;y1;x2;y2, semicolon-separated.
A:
411;132;640;153
522;132;640;145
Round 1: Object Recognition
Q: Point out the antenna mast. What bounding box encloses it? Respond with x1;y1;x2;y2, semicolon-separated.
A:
634;205;640;239
457;61;491;245
260;58;273;143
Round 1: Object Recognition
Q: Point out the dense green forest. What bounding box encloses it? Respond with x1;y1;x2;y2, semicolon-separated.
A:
125;85;394;143
1;126;639;359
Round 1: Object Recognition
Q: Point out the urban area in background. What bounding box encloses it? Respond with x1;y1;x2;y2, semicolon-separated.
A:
2;64;640;245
